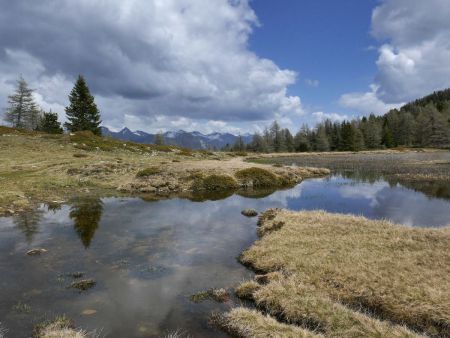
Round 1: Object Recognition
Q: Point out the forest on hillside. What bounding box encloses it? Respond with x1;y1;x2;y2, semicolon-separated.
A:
231;88;450;152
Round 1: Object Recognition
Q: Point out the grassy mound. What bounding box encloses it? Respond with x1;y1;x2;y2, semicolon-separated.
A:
34;316;88;338
235;167;281;188
236;210;450;337
192;174;239;191
212;308;321;338
135;167;162;178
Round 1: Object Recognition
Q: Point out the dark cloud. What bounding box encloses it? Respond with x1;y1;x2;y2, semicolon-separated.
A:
0;0;304;131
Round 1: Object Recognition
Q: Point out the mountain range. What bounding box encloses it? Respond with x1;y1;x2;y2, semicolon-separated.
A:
100;127;253;150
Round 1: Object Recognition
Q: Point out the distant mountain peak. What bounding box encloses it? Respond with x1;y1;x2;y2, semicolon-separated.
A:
101;126;252;150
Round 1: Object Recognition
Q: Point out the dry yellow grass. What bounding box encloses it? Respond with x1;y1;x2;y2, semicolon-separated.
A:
34;316;89;338
0;127;329;215
231;210;450;337
213;307;323;338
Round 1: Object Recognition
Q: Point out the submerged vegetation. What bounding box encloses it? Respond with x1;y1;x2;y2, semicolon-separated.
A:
70;279;96;291
190;288;230;303
227;209;450;337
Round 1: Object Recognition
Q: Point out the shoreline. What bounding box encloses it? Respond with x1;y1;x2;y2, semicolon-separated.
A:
0;127;330;216
225;209;450;338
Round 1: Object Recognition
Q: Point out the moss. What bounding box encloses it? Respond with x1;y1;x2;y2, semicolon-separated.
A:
135;167;161;178
192;174;239;191
235;167;282;188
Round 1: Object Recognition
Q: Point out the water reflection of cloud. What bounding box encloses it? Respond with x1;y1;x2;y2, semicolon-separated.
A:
338;181;389;207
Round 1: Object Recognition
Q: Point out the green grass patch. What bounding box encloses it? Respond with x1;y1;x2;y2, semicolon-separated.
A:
235;167;280;188
192;174;239;191
135;167;162;178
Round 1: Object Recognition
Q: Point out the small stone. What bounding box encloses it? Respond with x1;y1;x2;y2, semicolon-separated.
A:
81;309;97;315
26;248;48;256
241;209;258;217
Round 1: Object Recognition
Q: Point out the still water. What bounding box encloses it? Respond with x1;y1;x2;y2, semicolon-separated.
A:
1;174;450;337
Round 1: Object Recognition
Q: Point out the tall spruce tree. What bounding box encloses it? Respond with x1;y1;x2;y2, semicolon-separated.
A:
64;75;102;135
4;76;39;129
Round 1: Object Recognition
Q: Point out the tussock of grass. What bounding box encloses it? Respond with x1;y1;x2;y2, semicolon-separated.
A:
192;174;238;191
211;308;321;338
239;210;450;337
34;316;89;338
235;280;260;300
135;167;162;178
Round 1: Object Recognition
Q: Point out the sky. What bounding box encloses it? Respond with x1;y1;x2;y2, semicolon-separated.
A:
1;0;450;134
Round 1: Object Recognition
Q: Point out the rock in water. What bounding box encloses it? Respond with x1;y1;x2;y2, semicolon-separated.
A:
26;248;48;256
241;209;258;217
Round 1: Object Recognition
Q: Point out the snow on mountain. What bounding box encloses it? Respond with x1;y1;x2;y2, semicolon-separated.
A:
101;127;252;150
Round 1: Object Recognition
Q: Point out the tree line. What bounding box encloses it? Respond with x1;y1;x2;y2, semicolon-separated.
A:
3;75;102;135
237;89;450;152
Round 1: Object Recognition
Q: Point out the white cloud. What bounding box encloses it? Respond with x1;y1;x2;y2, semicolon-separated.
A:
339;84;402;115
340;0;450;114
0;0;304;132
312;111;350;123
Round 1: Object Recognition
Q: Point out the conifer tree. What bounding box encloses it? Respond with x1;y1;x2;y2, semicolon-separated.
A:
64;75;102;135
37;110;63;134
4;76;39;129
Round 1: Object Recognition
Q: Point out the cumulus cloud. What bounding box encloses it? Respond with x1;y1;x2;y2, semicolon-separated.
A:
0;0;304;132
340;0;450;114
339;84;401;116
312;111;350;123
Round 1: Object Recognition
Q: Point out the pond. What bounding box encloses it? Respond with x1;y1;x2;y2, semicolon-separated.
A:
1;172;450;337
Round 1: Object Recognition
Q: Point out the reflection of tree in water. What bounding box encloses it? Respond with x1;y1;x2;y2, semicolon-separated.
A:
339;170;450;201
13;207;44;243
69;198;104;248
